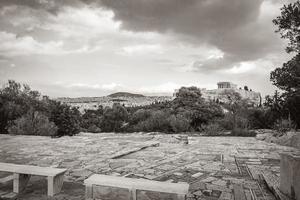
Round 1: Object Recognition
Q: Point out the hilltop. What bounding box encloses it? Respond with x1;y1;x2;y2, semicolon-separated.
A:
107;92;145;98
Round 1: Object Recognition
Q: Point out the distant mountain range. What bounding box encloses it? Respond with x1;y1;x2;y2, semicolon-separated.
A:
107;92;145;98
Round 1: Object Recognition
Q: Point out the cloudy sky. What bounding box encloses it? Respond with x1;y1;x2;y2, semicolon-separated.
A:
0;0;295;97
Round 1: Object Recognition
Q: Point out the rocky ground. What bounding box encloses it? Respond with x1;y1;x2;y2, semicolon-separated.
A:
256;130;300;149
0;132;299;200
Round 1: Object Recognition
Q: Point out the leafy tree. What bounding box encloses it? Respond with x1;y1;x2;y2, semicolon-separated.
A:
81;106;103;132
270;54;300;92
0;80;43;134
172;87;223;130
129;109;151;125
221;90;250;129
101;103;128;132
48;101;81;136
273;1;300;53
168;114;190;132
270;1;300;127
8;109;57;136
133;110;171;132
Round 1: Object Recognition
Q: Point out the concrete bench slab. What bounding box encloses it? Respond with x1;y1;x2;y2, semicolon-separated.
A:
0;162;67;196
84;174;189;200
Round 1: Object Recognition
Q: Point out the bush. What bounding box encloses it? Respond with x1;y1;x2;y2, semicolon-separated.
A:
133;110;171;132
168;114;191;133
49;102;81;136
273;119;295;133
230;128;257;137
129;109;151;125
202;122;224;136
101;103;129;132
8;109;57;136
87;124;102;133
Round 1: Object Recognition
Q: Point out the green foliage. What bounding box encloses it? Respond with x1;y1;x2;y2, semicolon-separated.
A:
168;114;191;133
132;110;171;132
273;1;300;53
247;108;274;129
221;90;250;129
271;55;300;92
270;1;300;128
173;87;224;130
129;109;151;125
273;119;295;133
8;109;57;136
101;103;129;132
202;122;224;136
0;80;81;136
80;106;103;133
0;80;44;134
48;100;81;136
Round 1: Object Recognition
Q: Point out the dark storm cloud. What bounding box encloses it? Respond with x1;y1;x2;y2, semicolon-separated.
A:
0;0;87;14
98;0;284;71
0;0;288;72
100;0;261;37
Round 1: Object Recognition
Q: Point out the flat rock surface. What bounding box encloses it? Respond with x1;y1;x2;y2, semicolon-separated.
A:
0;133;299;200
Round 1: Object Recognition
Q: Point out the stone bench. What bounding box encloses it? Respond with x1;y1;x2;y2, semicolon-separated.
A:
84;174;189;200
280;153;300;200
0;162;67;196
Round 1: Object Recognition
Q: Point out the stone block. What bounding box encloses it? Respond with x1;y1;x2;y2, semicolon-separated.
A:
92;185;130;200
280;153;300;200
137;190;184;200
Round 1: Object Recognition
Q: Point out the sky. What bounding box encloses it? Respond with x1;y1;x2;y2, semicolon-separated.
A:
0;0;296;97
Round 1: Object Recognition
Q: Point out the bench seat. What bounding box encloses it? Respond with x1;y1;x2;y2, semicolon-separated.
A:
0;162;67;196
84;174;189;200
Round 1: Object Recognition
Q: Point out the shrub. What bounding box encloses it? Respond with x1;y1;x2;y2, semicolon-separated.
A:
202;122;224;136
49;102;81;136
168;114;191;133
273;119;295;133
129;109;151;125
8;109;57;136
133;110;171;132
87;124;102;133
101;103;129;132
230;128;257;137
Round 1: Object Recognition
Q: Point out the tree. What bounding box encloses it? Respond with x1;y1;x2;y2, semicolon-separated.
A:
8;109;57;136
81;106;103;133
221;90;250;129
172;86;223;130
0;80;43;134
168;114;190;133
48;100;81;136
270;1;300;127
101;103;128;132
271;54;300;92
273;1;300;53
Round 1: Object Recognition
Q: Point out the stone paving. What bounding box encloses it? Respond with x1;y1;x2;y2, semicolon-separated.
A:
0;133;299;200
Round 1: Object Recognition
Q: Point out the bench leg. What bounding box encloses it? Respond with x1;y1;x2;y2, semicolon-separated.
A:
47;174;64;196
13;173;31;193
177;194;186;200
85;184;93;200
130;188;137;200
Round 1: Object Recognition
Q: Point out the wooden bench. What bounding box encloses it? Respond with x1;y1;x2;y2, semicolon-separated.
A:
84;174;189;200
0;162;67;196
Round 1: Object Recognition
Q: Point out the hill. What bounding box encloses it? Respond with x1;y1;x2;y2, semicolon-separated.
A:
107;92;145;98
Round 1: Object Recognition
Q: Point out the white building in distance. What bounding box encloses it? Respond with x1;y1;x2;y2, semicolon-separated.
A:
174;82;261;105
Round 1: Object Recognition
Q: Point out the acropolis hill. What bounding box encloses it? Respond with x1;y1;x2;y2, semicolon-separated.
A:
57;82;261;112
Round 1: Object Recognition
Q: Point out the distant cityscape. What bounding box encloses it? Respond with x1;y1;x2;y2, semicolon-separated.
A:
58;82;261;113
